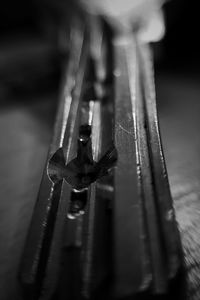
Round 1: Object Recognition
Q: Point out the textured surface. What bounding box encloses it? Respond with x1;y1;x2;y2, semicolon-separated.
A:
156;72;200;300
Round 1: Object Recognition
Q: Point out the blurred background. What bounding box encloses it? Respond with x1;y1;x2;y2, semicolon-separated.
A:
0;1;200;299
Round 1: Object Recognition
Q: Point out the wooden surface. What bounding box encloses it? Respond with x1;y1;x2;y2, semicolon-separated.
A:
157;72;200;300
0;70;200;299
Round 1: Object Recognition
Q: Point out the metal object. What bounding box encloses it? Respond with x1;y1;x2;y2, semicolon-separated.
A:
19;17;184;300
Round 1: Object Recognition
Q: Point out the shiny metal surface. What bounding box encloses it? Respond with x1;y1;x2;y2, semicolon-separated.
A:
1;68;200;300
0;15;200;300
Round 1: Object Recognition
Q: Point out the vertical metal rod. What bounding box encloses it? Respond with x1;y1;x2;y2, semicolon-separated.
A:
112;35;151;299
138;42;182;280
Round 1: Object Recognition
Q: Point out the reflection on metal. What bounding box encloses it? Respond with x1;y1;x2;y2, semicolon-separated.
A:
19;15;184;300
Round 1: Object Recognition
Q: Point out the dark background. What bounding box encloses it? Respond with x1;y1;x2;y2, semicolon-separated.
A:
1;1;200;300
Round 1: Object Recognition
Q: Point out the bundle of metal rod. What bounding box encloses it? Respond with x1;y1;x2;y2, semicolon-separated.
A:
20;18;184;300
